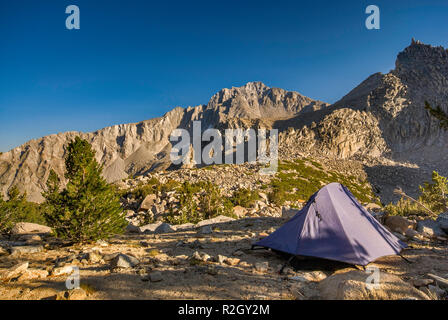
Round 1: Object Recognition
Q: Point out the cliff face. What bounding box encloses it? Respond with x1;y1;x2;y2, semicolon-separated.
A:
0;83;326;202
281;40;448;160
1;40;448;203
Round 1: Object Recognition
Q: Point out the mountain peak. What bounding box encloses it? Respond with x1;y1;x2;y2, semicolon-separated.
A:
395;40;448;75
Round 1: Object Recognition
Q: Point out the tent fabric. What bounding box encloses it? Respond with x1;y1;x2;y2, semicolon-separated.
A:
254;183;407;266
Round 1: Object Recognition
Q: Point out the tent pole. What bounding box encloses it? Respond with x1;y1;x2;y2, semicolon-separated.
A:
279;256;295;275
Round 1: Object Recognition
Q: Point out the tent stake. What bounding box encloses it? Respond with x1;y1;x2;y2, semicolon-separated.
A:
399;254;412;264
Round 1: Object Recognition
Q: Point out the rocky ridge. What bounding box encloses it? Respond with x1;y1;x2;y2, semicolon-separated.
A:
1;40;448;203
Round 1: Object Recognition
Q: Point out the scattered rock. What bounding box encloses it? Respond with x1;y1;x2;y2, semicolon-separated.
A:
233;250;244;257
404;228;420;239
103;252;120;262
364;203;382;212
139;194;157;212
1;262;29;281
370;211;386;223
436;212;448;233
217;255;227;264
385;216;415;234
155;223;175;234
52;265;76;276
233;206;248;218
196;215;235;227
412;278;434;287
199;225;213;235
206;265;218;275
125;223;141;234
149;271;163;282
417;219;446;237
0;246;8;256
392;232;407;241
10;222;52;235
140;222;175;234
254;262;269;272
96;240;109;247
289;271;327;282
224;258;240;266
319;270;430;300
17;269;49;281
427;285;445;298
427;273;448;289
86;252;102;264
10;245;43;256
110;254;140;269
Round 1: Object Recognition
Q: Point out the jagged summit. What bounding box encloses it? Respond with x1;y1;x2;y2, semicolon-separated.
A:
395;39;448;77
206;81;328;119
1;41;448;203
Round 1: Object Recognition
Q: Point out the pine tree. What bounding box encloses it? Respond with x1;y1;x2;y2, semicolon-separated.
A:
425;101;448;129
419;171;448;213
43;137;127;242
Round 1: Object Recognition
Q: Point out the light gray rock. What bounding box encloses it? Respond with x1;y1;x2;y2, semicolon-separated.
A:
254;262;269;272
11;222;52;235
199;225;213;235
364;203;382;212
110;253;140;269
0;246;8;256
412;278;434;287
417;219;446;237
196;215;235;227
404;228;420;239
427;285;445;298
217;255;227;264
139;222;175;234
86;252;102;264
319;270;430;300
154;223;175;234
233;206;248;218
436;212;448;233
139;194;157;212
10;245;43;256
149;271;163;282
52;265;76;276
125;223;141;234
385;216;415;234
1;262;29;280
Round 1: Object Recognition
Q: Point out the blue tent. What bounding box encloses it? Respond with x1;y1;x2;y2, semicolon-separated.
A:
254;183;407;266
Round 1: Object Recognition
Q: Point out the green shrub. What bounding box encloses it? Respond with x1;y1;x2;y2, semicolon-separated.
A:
43;137;127;242
385;171;448;217
230;188;260;208
199;182;234;219
127;178;181;201
165;181;234;225
384;198;422;217
267;159;374;206
165;182;201;225
419;171;448;213
0;187;46;234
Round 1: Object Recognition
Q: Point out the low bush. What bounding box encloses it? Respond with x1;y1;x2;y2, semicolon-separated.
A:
0;187;46;234
230;188;260;208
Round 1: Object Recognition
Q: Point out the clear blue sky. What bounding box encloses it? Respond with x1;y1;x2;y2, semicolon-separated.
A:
1;0;447;152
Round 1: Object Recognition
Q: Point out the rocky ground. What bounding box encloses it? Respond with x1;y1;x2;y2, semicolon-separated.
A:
0;215;447;300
